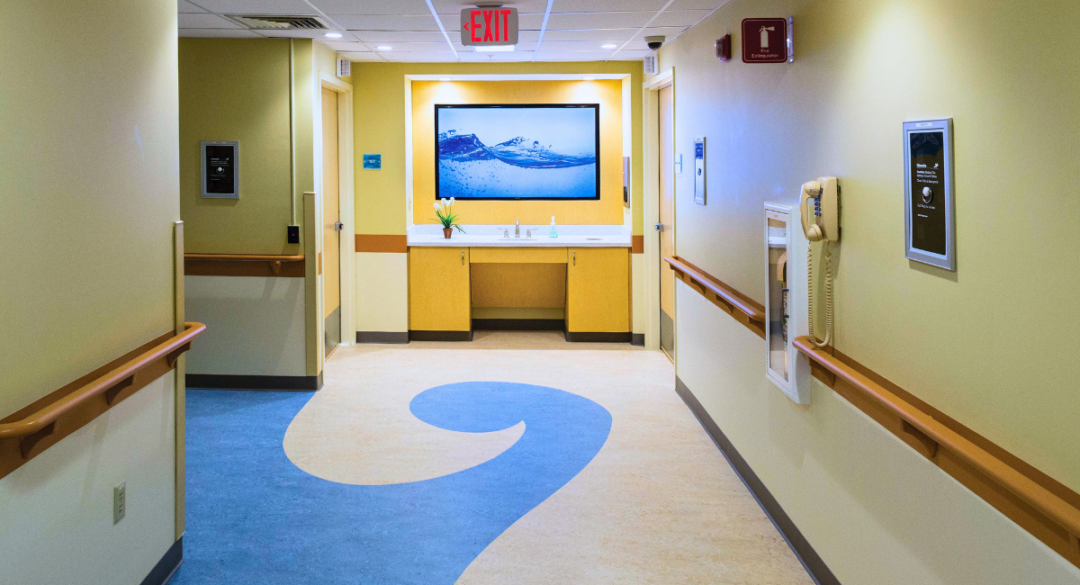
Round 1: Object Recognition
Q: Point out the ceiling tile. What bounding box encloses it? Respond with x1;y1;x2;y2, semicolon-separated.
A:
539;40;625;51
456;50;537;62
325;41;371;51
382;52;460;62
532;50;621;61
374;42;454;52
551;0;668;12
338;14;442;31
260;29;352;38
431;0;550;14
179;29;263;38
354;31;449;42
609;49;652;60
179;1;207;13
540;29;638;41
317;0;431;15
544;12;652;30
194;0;316;15
667;0;726;9
179;13;242;28
650;9;712;27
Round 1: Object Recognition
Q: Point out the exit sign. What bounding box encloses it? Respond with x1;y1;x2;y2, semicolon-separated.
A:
460;7;518;46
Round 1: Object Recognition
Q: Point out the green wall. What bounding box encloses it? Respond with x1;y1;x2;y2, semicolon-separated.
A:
657;0;1080;582
179;38;316;254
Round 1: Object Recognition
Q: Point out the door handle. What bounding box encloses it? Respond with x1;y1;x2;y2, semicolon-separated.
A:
655;223;664;232
333;221;344;231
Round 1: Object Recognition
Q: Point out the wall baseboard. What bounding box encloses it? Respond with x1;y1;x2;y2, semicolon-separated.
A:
674;377;840;585
473;319;565;331
356;331;410;344
564;331;632;343
187;373;323;391
409;330;474;342
631;333;645;346
141;537;182;585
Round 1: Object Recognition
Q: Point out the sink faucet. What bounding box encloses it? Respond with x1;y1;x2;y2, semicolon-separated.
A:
503;228;510;239
515;220;520;238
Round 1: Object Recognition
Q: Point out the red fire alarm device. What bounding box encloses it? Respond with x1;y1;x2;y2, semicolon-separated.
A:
715;34;731;61
741;18;793;63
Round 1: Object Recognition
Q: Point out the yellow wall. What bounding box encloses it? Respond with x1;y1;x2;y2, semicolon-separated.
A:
657;0;1080;582
179;38;317;254
0;0;181;581
411;80;624;225
352;62;644;236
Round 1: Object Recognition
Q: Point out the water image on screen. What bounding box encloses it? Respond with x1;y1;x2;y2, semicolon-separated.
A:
436;105;599;200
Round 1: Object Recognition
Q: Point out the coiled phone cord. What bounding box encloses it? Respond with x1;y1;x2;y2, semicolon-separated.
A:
807;242;833;349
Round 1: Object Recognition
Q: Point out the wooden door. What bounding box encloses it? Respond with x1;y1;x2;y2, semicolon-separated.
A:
322;87;341;356
658;85;675;358
409;247;471;331
567;247;630;333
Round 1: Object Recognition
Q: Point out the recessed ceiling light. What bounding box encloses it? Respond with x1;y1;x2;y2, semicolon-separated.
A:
377;45;392;51
474;45;515;52
324;32;342;39
601;44;617;49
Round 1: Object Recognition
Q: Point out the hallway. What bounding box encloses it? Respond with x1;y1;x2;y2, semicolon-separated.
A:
175;334;811;584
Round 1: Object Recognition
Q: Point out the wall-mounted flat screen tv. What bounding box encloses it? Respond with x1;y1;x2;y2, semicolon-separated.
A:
436;104;600;200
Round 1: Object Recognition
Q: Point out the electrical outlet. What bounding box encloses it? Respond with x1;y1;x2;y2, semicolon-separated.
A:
113;482;126;524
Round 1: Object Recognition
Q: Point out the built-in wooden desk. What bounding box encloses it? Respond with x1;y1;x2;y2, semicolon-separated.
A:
407;237;630;342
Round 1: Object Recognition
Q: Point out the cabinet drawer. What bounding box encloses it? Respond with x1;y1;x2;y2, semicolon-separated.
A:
469;247;567;264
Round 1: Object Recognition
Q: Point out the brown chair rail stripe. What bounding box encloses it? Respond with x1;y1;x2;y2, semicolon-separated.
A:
794;336;1080;568
664;256;766;339
184;254;305;277
631;235;644;254
0;322;205;481
356;234;408;254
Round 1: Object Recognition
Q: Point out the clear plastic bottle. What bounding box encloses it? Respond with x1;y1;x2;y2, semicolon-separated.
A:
549;216;558;238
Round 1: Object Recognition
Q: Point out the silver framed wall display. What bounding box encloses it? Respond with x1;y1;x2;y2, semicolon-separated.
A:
903;119;955;270
201;141;239;199
693;137;706;205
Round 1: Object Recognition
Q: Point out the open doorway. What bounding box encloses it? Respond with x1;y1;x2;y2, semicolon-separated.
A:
322;85;342;357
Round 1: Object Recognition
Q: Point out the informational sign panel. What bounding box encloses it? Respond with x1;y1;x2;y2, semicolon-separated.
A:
904;119;955;270
201;141;238;199
741;18;793;63
693;138;706;205
460;7;518;46
363;154;382;169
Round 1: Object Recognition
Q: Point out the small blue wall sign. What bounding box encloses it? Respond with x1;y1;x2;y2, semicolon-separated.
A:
363;154;382;169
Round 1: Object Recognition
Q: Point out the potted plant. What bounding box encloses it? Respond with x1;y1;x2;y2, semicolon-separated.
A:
434;198;465;239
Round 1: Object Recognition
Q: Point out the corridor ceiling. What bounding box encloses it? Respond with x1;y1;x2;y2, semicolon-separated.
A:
178;0;726;62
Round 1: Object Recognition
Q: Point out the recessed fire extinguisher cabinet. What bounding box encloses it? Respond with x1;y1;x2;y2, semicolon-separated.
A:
764;201;812;404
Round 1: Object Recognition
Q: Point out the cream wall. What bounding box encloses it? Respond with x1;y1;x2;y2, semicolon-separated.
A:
0;0;181;581
185;276;307;376
655;0;1080;581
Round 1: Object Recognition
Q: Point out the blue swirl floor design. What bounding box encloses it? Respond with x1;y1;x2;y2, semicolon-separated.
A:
172;382;612;584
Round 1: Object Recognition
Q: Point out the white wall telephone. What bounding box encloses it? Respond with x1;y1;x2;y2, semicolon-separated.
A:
799;177;840;348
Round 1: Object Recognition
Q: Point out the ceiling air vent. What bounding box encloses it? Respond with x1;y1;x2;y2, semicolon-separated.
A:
227;15;329;31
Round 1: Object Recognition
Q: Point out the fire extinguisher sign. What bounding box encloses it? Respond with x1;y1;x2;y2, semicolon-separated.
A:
741;18;793;63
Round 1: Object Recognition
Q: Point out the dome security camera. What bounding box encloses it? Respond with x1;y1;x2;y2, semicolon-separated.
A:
645;35;665;50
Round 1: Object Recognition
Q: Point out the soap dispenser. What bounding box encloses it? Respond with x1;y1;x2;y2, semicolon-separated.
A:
549;216;558;238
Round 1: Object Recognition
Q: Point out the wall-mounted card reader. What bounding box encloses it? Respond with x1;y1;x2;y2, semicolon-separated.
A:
904;119;955;271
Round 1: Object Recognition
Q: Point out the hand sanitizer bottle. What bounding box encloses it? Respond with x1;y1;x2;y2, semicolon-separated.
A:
549;216;558;238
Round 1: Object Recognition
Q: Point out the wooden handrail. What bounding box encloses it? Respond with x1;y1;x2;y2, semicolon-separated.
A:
794;336;1080;543
0;322;206;441
664;256;765;322
184;254;304;262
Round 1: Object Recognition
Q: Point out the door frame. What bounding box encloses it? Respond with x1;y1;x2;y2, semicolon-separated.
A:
642;69;675;354
315;72;355;356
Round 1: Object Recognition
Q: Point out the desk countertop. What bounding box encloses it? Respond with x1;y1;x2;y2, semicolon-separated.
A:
408;234;631;247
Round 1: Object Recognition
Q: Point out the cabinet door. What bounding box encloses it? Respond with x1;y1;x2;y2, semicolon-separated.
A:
567;247;630;333
409;247;471;331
